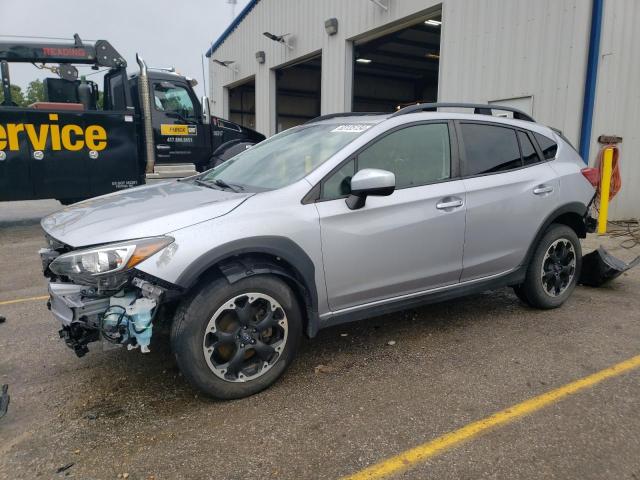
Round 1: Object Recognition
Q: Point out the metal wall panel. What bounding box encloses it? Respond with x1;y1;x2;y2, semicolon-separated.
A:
209;0;638;219
438;0;591;146
210;0;442;134
590;0;640;220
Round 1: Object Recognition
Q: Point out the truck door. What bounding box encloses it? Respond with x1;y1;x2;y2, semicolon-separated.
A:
150;80;210;168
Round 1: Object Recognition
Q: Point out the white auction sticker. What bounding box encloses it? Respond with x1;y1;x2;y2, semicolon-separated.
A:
331;124;372;133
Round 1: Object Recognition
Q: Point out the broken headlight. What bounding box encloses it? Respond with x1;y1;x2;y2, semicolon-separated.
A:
49;236;174;279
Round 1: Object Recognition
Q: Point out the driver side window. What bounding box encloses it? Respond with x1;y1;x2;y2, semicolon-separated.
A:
321;123;451;200
358;123;451;189
153;82;196;120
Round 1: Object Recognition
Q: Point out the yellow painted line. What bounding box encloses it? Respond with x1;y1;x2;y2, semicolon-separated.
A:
343;354;640;480
0;295;48;306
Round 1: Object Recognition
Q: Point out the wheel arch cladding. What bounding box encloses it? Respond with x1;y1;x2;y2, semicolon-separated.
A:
174;236;320;338
523;202;588;267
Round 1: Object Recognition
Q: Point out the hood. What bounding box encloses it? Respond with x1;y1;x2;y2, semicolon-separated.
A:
41;180;253;247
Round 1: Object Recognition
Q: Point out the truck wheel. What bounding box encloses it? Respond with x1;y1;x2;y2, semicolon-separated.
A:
519;224;582;309
59;198;85;206
171;275;302;400
205;156;223;171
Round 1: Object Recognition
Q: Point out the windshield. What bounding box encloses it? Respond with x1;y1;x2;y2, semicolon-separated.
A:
198;123;373;191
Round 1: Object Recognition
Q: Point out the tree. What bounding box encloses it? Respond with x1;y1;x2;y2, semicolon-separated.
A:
25;79;44;105
97;90;104;110
0;84;26;106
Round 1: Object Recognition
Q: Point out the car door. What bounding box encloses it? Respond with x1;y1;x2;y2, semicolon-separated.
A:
151;80;209;165
315;122;466;312
458;122;560;281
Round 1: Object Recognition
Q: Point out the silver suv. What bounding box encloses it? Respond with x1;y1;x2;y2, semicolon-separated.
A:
40;103;596;399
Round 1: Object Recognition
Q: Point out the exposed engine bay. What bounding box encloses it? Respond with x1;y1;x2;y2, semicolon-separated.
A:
40;235;171;357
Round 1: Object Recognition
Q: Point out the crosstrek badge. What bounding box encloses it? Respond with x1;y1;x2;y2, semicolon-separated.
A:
161;124;197;136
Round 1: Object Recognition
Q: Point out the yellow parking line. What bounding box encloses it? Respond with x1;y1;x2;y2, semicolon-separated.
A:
0;295;48;306
343;354;640;480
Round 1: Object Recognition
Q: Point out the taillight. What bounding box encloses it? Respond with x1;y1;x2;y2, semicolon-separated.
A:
581;167;599;187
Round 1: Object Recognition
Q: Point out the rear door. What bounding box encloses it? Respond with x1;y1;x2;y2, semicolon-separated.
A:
151;80;210;166
316;122;466;311
458;122;559;281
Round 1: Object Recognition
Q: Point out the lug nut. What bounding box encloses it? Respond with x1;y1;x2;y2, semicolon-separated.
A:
240;343;245;348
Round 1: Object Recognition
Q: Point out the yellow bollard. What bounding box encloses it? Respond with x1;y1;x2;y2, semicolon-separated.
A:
597;147;614;234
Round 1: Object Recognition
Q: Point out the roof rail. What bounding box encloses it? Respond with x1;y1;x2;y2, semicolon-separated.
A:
390;102;535;122
304;112;387;124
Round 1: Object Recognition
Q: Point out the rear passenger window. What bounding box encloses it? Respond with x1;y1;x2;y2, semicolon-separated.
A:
533;133;558;160
460;124;522;175
518;131;540;166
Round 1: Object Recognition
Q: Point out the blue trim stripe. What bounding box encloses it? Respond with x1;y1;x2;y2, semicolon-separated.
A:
579;0;604;163
205;0;261;58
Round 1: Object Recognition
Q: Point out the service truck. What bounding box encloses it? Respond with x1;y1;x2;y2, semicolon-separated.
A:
0;34;264;203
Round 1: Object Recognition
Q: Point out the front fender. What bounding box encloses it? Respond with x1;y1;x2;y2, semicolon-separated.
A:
175;236;320;337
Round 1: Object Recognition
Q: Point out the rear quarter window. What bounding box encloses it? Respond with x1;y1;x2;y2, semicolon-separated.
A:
518;131;541;166
533;132;558;160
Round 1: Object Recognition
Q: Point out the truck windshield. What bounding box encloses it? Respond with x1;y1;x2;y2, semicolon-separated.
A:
198;123;373;191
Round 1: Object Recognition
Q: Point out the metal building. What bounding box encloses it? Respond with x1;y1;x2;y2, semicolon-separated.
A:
207;0;639;220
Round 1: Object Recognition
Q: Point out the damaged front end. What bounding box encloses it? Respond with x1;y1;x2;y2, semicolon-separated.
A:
40;234;175;357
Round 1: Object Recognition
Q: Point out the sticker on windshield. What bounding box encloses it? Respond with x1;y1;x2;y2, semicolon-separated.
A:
331;124;371;133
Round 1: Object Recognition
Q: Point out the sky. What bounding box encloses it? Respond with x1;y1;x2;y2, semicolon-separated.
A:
0;0;251;97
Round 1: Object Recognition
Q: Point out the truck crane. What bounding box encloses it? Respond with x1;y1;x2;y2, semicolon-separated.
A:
0;34;264;203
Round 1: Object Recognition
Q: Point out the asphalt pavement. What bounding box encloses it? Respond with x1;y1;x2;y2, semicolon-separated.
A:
0;202;639;480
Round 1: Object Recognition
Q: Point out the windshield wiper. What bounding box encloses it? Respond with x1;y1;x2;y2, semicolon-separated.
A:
194;177;243;192
213;179;243;192
194;179;216;189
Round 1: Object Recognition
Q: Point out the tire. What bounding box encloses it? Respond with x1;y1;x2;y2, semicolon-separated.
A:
171;275;302;400
512;284;532;306
519;224;582;309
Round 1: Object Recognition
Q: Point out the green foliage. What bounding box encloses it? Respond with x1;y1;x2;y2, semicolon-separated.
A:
0;84;26;107
25;79;45;105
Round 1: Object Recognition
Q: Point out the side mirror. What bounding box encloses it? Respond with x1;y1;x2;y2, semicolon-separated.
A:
346;168;395;210
201;96;211;124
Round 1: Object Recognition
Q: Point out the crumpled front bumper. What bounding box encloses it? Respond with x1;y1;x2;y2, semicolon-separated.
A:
48;282;109;327
46;276;166;357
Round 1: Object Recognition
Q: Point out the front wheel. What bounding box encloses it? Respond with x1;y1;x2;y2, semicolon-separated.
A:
171;275;302;399
517;224;582;309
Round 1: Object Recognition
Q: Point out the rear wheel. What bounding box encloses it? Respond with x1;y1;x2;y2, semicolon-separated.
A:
171;275;302;399
517;224;582;309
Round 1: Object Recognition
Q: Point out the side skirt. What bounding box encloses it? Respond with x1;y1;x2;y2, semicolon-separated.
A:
319;267;526;330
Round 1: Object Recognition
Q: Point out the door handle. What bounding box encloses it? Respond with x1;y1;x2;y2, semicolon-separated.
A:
533;185;554;195
156;144;171;151
436;198;464;210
